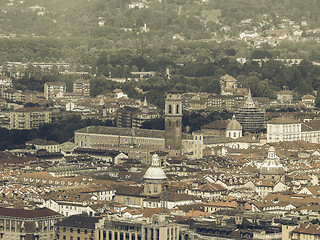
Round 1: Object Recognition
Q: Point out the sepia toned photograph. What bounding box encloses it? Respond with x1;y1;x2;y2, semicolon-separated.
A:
0;0;319;239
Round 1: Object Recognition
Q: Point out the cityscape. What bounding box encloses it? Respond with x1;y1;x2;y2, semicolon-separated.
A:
1;0;320;239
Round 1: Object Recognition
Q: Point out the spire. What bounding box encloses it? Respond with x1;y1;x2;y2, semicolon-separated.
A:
245;89;255;107
143;97;148;107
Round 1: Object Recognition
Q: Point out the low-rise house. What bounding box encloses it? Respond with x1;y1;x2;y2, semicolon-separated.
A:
301;94;316;108
244;179;288;197
26;138;60;153
185;183;228;200
277;90;293;104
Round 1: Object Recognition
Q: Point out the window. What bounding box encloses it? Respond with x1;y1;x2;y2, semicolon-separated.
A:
168;105;172;114
70;228;73;233
63;228;66;233
176;105;179;114
78;229;81;233
85;230;88;234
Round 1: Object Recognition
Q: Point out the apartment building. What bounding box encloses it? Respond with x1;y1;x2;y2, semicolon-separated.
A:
44;82;66;100
73;78;90;97
10;107;51;129
0;207;63;240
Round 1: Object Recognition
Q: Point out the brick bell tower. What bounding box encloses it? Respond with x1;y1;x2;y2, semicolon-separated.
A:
165;90;182;156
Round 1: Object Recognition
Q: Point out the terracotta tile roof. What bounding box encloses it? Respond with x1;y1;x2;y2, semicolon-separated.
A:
55;215;101;229
292;223;320;235
206;200;237;207
198;183;227;192
201;120;228;130
14;107;47;112
76;126;192;139
185;210;210;218
26;138;59;146
0;207;61;218
302;120;320;132
114;185;144;197
140;208;171;218
267;115;301;124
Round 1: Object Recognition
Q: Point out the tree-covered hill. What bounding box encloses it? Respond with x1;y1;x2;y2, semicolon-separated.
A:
1;0;320;38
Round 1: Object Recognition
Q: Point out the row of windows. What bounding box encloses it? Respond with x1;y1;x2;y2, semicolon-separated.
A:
78;135;163;145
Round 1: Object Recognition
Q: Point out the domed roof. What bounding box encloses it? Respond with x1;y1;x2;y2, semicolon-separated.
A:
260;147;285;175
226;115;242;131
143;154;167;180
260;159;285;175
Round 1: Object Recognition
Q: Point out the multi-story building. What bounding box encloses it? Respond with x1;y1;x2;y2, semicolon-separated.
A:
44;82;66;100
101;214;180;240
220;74;237;95
56;214;180;240
3;89;24;103
24;90;40;104
132;98;160;128
301;94;316;108
26;138;61;153
0;207;63;240
56;215;103;240
117;99;160;129
0;76;12;97
73;78;90;97
267;116;320;144
75;91;204;160
207;95;237;110
267;116;301;143
10;107;51;129
181;93;208;111
277;90;293;104
282;223;320;240
117;106;136;128
234;90;265;131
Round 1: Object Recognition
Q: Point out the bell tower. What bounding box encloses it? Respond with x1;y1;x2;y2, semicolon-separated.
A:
165;91;182;156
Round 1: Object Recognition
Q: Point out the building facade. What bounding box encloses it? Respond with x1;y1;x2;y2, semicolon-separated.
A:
267;116;301;143
234;90;265;131
55;214;103;240
0;207;63;240
44;82;66;100
73;78;90;97
165;91;183;156
100;215;180;240
10;107;51;130
74;126;195;162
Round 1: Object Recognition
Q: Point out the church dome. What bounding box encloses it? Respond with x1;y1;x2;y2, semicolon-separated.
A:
260;147;285;175
226;115;242;131
143;154;167;180
260;159;285;175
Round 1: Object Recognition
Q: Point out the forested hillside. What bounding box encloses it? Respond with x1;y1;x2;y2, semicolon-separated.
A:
2;0;320;108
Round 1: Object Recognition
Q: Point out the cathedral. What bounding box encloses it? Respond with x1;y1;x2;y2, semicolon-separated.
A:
74;91;203;162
